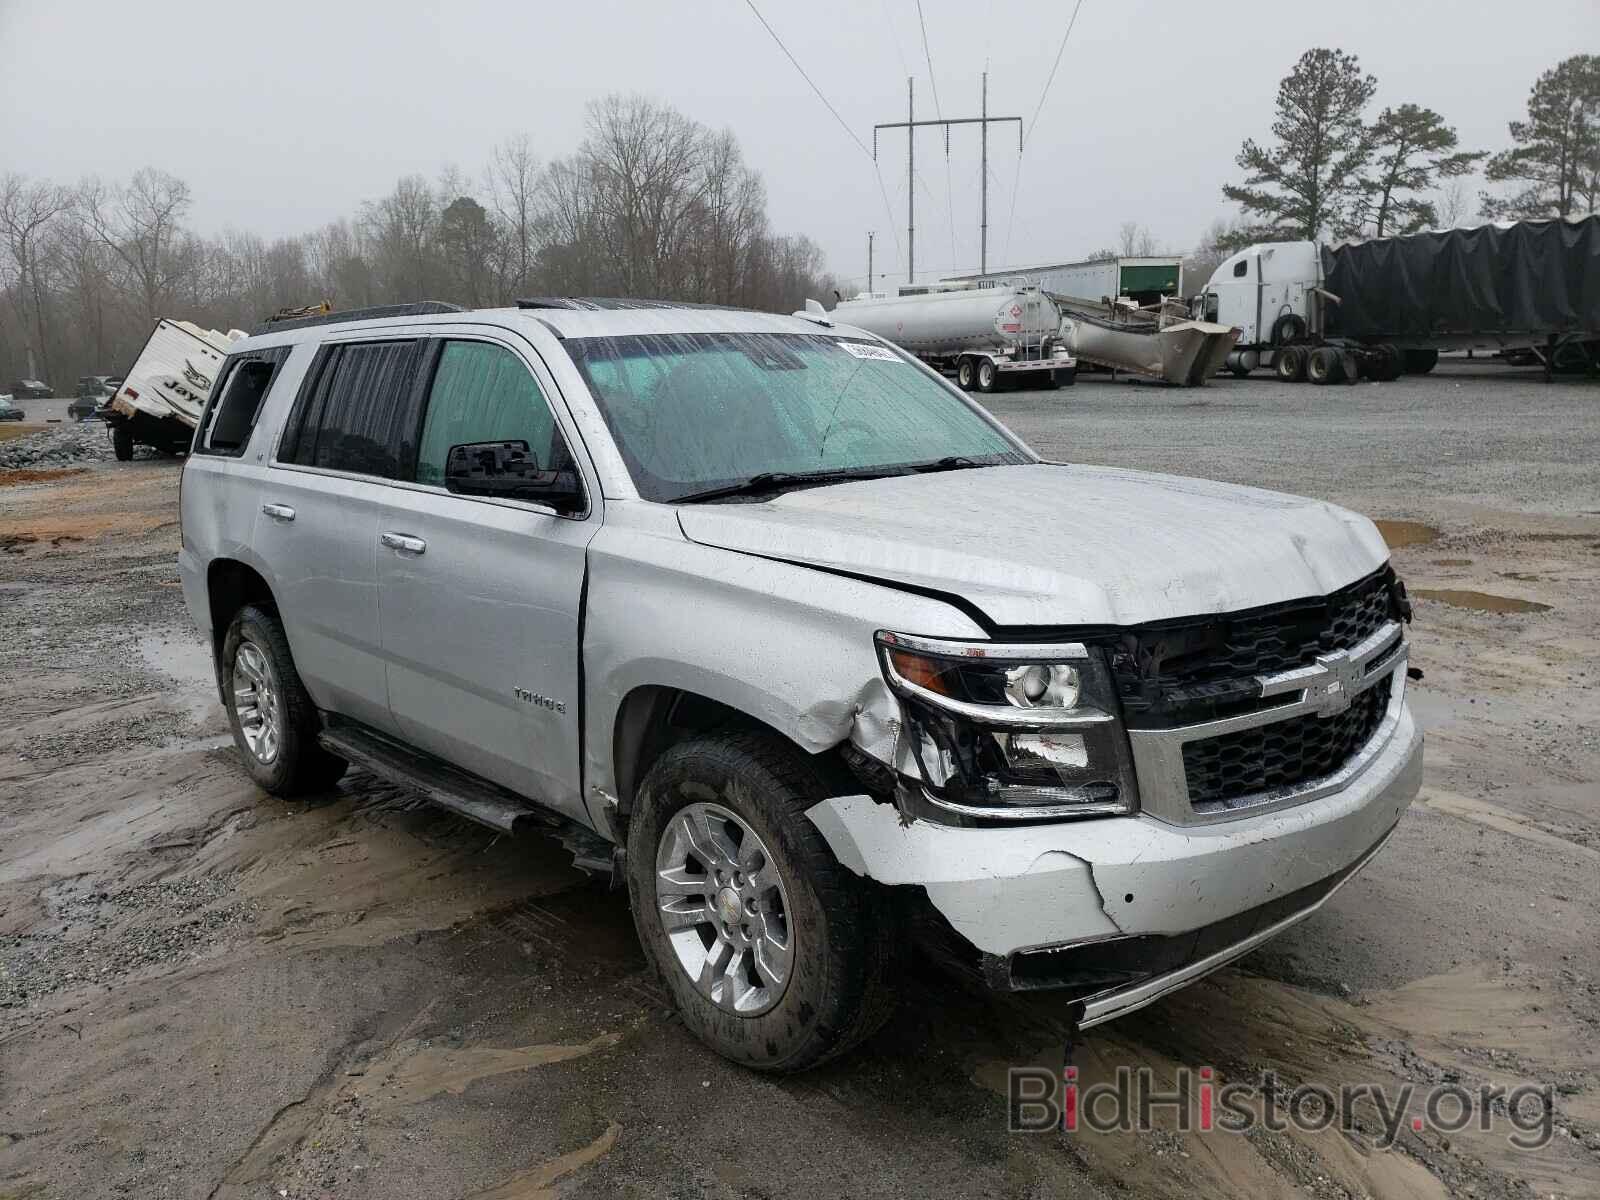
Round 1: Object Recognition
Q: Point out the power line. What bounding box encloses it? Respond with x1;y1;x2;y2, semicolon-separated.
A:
742;0;873;161
1024;0;1083;146
741;0;902;275
1005;0;1085;267
914;0;959;275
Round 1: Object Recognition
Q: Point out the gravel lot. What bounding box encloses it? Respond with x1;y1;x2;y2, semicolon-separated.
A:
1;359;1597;1199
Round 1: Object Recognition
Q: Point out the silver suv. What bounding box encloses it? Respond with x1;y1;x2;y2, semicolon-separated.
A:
178;298;1422;1071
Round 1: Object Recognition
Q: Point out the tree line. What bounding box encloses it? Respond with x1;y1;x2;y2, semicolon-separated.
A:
1221;50;1600;246
0;94;835;389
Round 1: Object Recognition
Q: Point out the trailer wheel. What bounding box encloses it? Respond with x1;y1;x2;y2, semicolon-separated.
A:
112;424;134;461
1275;347;1308;382
976;359;997;393
1339;349;1361;384
956;357;976;391
1307;347;1343;385
1403;348;1438;375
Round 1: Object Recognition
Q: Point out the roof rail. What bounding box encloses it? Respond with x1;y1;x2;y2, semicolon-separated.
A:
515;296;760;313
250;300;465;336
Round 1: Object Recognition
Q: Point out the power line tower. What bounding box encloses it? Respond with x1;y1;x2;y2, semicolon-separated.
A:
874;73;1021;283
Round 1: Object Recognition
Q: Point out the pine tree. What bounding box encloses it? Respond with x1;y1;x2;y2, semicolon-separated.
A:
1362;105;1483;236
1482;54;1600;219
1224;49;1377;239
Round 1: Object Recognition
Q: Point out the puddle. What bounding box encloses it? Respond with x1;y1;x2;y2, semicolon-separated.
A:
1374;519;1439;549
136;632;222;724
466;1123;621;1199
363;1031;625;1105
1430;557;1472;567
1412;588;1550;613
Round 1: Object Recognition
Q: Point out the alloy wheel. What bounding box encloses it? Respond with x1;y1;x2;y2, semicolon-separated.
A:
654;802;794;1016
231;640;283;764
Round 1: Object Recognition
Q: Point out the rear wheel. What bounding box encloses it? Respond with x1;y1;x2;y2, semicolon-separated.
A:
112;424;134;461
221;605;347;795
956;357;975;391
625;732;898;1072
1275;347;1307;382
1307;346;1343;385
975;359;997;393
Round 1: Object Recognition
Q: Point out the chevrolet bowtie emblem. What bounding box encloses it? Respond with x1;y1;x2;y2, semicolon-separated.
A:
1307;649;1362;717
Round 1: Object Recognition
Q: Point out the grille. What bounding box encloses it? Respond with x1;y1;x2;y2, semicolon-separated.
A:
1182;674;1393;810
1113;566;1399;727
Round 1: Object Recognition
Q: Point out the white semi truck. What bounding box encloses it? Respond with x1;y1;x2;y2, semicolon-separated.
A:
1196;216;1600;384
834;284;1077;391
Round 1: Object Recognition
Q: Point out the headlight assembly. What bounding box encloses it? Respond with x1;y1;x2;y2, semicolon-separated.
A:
876;631;1139;821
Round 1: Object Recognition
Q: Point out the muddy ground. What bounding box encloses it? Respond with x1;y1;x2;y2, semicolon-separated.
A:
1;359;1597;1199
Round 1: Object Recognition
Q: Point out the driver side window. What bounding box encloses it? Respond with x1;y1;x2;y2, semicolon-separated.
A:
415;341;564;486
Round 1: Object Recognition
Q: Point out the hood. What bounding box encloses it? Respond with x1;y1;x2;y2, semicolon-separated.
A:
676;463;1389;628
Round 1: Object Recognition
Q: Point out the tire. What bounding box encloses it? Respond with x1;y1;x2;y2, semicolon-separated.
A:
1271;313;1307;346
955;357;975;391
976;359;997;393
1403;348;1438;375
1307;347;1343;385
221;605;347;796
625;731;898;1072
1339;349;1361;384
112;424;134;461
1275;347;1307;382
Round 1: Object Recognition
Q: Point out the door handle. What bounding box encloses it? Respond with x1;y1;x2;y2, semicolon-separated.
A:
381;531;427;555
261;503;296;522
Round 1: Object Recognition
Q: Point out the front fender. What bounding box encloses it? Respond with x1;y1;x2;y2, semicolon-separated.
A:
581;502;982;826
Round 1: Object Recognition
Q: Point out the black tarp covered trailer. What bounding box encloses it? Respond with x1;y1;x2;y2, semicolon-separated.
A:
1322;215;1600;341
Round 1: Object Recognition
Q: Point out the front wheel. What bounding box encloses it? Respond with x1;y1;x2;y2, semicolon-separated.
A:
625;732;898;1072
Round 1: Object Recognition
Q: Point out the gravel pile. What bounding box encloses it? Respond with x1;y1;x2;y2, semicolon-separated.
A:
0;875;253;1021
0;421;114;469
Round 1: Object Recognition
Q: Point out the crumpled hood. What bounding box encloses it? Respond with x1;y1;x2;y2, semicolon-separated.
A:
676;463;1389;627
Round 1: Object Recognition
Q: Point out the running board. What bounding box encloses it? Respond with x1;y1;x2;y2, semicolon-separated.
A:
320;724;539;833
318;723;624;886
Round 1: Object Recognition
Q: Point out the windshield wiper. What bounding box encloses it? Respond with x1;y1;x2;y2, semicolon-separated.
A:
672;467;897;504
908;456;987;474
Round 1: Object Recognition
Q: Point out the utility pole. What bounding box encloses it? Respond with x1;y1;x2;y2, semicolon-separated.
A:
875;76;1020;283
866;231;875;294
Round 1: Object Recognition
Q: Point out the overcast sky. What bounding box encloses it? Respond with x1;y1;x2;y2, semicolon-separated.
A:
0;0;1588;291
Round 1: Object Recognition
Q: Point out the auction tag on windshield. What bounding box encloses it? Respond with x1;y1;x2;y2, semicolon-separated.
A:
835;341;901;362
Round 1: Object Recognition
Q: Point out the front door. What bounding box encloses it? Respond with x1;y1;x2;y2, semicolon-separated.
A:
376;335;597;821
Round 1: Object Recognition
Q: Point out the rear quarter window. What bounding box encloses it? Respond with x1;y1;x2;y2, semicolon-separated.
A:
194;347;292;457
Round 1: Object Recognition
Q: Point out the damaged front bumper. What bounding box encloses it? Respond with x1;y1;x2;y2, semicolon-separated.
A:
806;702;1421;1023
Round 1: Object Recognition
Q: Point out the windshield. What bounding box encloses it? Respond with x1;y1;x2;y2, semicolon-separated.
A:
566;331;1032;502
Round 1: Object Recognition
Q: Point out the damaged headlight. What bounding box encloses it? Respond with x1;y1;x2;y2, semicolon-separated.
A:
876;631;1139;821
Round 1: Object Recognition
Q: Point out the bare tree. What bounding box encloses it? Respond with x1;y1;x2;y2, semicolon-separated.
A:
1117;221;1158;257
0;174;71;382
79;168;198;322
488;135;543;296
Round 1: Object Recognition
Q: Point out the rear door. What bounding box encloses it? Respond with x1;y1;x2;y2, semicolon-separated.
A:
375;332;598;821
257;335;425;735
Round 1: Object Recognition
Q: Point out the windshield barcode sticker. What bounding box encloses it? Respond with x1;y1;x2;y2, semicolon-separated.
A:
835;341;901;362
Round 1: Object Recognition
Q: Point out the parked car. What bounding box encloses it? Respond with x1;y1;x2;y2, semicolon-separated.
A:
0;395;24;421
178;298;1422;1072
76;374;119;398
9;379;51;399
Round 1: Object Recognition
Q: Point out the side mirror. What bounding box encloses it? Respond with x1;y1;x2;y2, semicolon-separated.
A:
443;440;584;513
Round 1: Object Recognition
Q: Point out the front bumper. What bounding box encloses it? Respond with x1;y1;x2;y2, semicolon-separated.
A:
806;700;1421;1015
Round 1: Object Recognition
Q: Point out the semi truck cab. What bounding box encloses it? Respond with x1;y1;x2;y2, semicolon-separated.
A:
1202;241;1322;351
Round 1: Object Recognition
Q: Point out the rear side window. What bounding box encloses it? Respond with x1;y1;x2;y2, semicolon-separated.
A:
195;347;291;457
414;341;569;486
278;339;422;478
